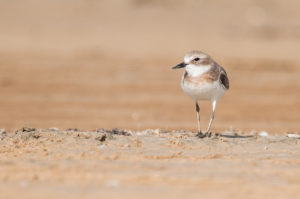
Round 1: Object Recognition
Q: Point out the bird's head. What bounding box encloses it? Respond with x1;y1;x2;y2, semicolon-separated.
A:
172;51;212;70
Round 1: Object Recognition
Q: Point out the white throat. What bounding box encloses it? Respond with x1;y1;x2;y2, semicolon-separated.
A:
185;64;211;77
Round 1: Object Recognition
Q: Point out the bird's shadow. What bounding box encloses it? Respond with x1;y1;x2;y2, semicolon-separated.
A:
218;134;255;138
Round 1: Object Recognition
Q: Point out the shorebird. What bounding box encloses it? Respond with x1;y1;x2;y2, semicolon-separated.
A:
172;51;229;138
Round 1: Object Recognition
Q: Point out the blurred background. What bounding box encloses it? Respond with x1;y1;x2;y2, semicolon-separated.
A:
0;0;299;133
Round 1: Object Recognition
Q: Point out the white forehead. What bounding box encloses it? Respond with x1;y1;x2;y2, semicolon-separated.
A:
184;51;209;63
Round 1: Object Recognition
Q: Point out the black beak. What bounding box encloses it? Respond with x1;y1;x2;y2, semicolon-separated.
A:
172;62;186;69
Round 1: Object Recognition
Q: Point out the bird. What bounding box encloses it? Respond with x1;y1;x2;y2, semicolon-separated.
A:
172;50;229;138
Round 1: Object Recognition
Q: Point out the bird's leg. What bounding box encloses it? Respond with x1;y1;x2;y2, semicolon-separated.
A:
196;101;201;133
205;100;217;137
195;101;205;138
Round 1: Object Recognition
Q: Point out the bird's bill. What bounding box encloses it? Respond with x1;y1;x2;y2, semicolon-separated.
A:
172;62;186;69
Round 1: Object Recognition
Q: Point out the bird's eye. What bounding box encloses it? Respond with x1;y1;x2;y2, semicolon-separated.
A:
194;57;200;61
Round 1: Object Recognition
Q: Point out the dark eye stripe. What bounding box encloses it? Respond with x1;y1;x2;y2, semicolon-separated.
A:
194;58;200;61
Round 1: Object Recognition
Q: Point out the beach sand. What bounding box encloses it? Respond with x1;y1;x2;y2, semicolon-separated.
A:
0;128;300;199
0;1;300;198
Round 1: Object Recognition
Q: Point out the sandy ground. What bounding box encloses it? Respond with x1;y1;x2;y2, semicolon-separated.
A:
0;0;300;198
0;128;300;199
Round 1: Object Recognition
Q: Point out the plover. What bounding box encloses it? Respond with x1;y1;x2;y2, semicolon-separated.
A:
172;51;229;138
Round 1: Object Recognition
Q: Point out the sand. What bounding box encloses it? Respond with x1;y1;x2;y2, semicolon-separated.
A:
1;1;300;198
0;128;300;199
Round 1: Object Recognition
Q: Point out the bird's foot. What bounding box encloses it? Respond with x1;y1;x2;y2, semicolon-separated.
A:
196;131;212;138
206;132;212;137
196;131;205;138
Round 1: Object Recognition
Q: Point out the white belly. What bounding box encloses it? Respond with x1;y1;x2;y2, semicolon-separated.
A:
181;79;226;102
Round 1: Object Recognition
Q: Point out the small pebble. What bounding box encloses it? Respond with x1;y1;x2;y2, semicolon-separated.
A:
48;127;59;131
259;131;268;137
98;144;106;149
287;133;300;138
0;129;6;139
